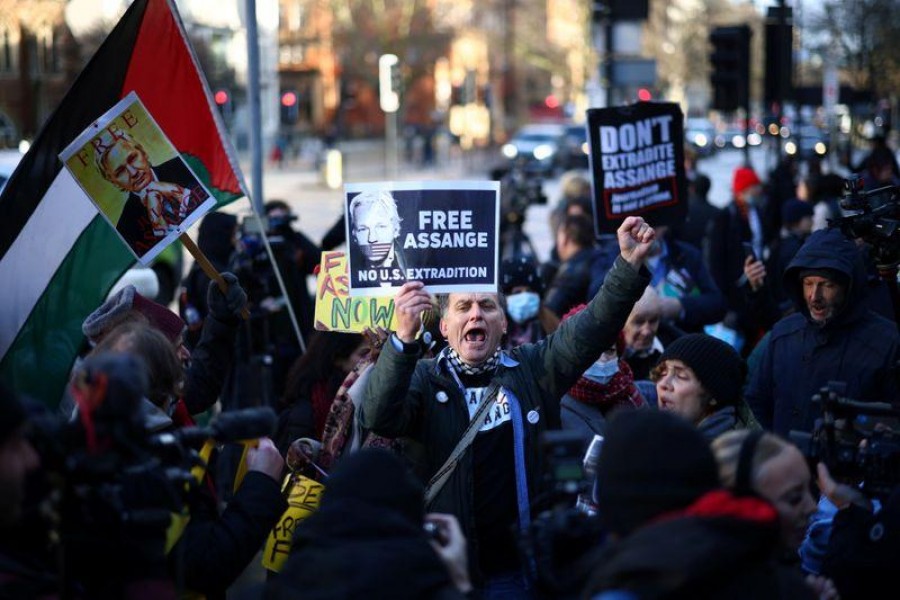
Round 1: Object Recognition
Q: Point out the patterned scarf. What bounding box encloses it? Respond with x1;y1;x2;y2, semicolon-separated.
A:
567;360;645;414
446;346;501;376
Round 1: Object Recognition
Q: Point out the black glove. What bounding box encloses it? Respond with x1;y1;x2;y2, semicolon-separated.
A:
207;272;247;323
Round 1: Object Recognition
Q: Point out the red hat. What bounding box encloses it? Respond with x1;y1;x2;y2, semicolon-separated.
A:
132;292;186;343
732;167;761;195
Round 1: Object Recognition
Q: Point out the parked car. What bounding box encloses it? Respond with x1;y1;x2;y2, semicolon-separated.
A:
500;123;567;175
784;125;829;159
559;123;590;170
685;118;716;157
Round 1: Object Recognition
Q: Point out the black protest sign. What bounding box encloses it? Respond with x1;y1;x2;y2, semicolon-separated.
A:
344;181;499;296
586;102;687;235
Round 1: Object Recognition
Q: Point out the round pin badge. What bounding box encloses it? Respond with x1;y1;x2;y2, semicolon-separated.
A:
527;410;539;424
436;391;449;404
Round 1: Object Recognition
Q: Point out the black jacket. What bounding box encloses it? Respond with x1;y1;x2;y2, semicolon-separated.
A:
746;228;900;436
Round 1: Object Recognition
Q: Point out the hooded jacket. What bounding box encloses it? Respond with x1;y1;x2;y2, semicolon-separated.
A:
745;228;900;436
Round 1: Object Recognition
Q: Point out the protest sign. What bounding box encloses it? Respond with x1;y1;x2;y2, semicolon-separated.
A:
586;102;687;235
344;181;499;296
314;251;398;332
60;91;216;264
262;473;324;573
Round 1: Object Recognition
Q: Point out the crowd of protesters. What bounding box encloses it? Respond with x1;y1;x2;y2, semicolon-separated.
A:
3;135;900;600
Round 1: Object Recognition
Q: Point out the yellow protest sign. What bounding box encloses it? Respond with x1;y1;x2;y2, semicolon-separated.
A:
262;473;325;573
314;251;398;332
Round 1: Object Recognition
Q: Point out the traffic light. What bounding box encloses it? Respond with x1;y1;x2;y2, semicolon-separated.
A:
379;54;400;113
764;19;793;105
709;26;751;112
280;90;299;125
213;89;232;118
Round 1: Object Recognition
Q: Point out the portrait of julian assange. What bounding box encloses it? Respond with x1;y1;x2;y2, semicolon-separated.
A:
348;189;409;286
94;129;207;257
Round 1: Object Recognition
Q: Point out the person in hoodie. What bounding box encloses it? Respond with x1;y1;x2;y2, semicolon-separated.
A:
745;227;900;438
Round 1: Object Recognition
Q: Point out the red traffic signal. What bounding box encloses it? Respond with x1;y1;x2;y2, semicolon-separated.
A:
637;88;652;101
281;91;298;107
214;90;229;106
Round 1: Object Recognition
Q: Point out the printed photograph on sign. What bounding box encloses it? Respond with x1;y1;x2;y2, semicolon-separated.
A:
60;91;216;264
314;251;398;332
343;181;500;296
586;102;687;236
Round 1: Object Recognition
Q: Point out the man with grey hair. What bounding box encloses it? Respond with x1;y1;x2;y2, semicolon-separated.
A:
359;216;656;594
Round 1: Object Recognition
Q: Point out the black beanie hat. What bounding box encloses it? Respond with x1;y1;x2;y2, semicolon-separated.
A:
657;333;745;407
323;449;424;523
595;410;720;536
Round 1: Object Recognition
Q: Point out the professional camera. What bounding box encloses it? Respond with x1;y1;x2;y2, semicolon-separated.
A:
29;352;278;593
790;382;900;501
830;175;900;268
519;431;606;597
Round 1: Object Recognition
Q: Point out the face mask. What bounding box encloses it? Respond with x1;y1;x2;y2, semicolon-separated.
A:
506;292;540;324
583;356;619;384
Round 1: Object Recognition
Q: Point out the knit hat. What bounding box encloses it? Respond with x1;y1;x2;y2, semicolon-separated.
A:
595;410;720;536
781;199;814;226
657;333;745;406
323;449;424;523
732;167;761;195
500;256;544;296
82;285;185;344
0;382;26;444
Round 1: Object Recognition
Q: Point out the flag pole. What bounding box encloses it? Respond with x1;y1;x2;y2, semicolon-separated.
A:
179;232;250;320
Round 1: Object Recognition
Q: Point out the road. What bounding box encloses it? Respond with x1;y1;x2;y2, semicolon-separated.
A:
194;141;847;281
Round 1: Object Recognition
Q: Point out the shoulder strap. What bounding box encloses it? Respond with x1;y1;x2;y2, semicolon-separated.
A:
423;382;501;507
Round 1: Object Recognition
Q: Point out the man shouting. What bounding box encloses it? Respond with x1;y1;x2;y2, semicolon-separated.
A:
360;216;655;596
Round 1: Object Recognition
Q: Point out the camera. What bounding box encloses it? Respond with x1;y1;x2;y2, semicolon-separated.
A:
518;431;606;596
830;175;900;267
790;382;900;501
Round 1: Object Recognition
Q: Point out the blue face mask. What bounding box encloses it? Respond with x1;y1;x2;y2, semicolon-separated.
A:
506;292;540;324
583;357;619;384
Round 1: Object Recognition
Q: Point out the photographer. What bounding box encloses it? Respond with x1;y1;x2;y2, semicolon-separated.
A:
228;202;317;405
86;324;287;598
818;463;899;599
0;384;51;598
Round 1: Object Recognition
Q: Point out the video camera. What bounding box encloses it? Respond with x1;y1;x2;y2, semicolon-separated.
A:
32;353;277;568
493;159;548;230
519;431;606;596
830;175;900;267
790;382;900;501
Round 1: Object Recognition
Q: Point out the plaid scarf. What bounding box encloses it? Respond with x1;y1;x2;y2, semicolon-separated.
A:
567;360;645;414
446;346;500;376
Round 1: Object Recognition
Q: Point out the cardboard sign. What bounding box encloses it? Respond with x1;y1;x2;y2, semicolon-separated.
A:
262;474;324;573
586;102;687;235
314;251;399;332
343;180;499;296
60;92;216;264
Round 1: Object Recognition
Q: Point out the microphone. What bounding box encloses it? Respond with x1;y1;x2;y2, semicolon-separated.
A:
175;407;277;445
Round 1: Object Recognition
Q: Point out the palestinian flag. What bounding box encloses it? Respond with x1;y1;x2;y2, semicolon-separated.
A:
0;0;246;406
